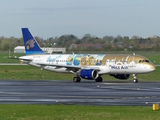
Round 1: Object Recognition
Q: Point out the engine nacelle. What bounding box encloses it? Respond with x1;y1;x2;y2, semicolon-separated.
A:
80;69;98;80
110;74;130;80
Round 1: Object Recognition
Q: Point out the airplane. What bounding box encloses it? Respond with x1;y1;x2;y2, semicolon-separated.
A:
19;28;156;83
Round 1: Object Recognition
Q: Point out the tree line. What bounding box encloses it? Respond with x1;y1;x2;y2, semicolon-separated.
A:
0;34;160;51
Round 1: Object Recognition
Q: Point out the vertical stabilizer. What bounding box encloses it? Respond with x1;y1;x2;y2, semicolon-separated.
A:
22;28;44;55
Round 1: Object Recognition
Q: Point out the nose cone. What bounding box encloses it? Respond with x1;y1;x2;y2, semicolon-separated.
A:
149;64;156;72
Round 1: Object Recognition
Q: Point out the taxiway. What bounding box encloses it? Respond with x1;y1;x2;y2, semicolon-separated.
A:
0;80;159;106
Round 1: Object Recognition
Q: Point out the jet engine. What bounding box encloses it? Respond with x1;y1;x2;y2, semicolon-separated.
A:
110;74;130;80
80;69;98;80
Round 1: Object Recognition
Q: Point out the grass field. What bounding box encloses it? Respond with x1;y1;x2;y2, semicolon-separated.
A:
0;105;159;120
0;52;24;63
0;65;159;81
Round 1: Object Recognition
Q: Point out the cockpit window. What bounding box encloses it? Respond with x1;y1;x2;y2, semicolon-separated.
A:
145;60;150;62
139;60;150;63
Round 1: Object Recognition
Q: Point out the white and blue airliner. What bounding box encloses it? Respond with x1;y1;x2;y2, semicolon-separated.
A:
19;28;155;83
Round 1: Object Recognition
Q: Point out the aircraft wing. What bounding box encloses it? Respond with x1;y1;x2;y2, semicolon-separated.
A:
37;63;101;72
37;63;81;69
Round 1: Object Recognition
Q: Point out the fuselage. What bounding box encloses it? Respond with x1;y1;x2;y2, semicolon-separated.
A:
19;54;155;75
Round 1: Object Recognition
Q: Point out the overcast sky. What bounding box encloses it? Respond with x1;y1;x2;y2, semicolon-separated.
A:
1;0;160;39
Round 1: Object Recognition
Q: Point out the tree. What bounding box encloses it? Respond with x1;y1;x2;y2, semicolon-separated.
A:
103;35;114;44
3;43;9;51
123;37;130;48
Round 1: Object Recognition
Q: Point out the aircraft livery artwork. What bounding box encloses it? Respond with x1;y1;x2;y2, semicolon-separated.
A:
47;54;105;66
19;28;156;83
46;54;133;67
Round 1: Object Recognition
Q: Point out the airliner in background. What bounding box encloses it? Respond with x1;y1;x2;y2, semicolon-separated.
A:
19;28;156;83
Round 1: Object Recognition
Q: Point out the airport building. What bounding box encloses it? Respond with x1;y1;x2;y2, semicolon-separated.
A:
14;46;26;53
42;47;66;54
14;46;66;54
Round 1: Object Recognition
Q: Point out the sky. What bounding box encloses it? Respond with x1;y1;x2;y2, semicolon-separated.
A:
1;0;160;39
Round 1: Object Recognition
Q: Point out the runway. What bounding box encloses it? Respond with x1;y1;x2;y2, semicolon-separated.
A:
0;80;160;106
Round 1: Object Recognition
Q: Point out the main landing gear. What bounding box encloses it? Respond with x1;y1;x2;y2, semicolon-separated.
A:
73;76;103;82
133;74;138;83
95;76;103;82
73;77;81;82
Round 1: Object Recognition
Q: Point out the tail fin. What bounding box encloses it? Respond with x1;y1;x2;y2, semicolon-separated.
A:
21;28;44;55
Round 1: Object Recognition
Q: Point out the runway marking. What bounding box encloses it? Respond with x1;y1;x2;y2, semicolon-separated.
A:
0;96;159;104
152;96;157;98
145;97;150;99
0;91;25;95
103;83;134;85
122;97;127;100
99;86;151;91
0;91;160;101
113;99;119;100
128;97;135;100
152;88;160;90
0;91;124;99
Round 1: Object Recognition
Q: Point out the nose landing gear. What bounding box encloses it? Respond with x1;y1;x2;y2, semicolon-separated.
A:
133;74;138;83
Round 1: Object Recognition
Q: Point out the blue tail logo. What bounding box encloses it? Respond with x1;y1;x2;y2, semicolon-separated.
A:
26;39;35;50
22;28;44;55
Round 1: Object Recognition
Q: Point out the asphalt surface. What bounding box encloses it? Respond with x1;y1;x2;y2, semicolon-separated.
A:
0;80;160;106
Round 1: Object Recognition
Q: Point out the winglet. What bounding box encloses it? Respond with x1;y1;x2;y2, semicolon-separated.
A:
21;28;44;55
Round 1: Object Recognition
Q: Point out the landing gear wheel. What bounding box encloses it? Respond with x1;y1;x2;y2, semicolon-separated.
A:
134;79;138;83
95;77;103;82
73;77;81;82
133;74;138;83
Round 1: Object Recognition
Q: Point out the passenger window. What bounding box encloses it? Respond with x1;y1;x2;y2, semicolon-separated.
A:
139;60;142;63
135;60;137;64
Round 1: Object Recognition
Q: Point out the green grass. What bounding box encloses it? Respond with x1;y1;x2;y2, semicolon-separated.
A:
0;52;25;63
0;105;159;120
0;65;159;81
0;65;74;80
0;65;75;80
144;55;160;64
